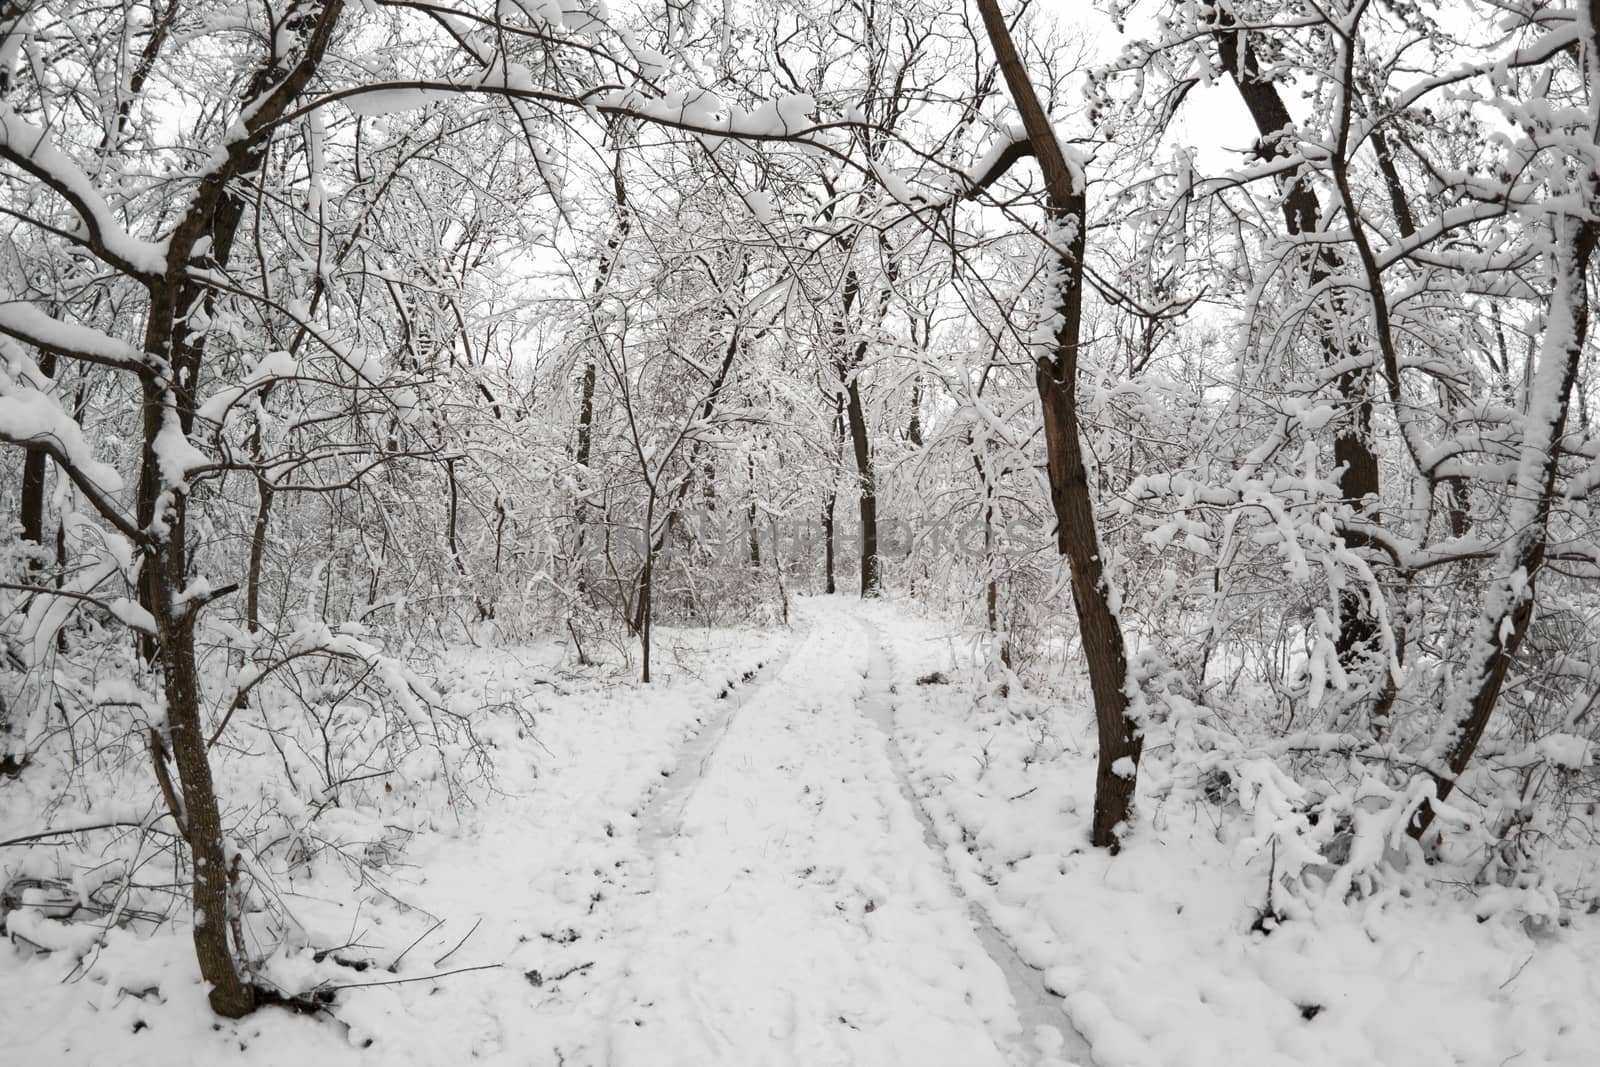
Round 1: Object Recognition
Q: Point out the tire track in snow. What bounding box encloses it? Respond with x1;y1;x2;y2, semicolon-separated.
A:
604;605;1030;1066
856;616;1095;1067
634;624;803;850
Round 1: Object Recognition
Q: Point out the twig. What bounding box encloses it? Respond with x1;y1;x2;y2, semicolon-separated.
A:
0;816;176;849
1499;953;1535;990
550;961;593;982
149;729;188;837
324;962;501;991
388;916;445;972
433;916;481;966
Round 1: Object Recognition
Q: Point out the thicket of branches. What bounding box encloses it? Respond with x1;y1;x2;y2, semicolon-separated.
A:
1;0;1597;1016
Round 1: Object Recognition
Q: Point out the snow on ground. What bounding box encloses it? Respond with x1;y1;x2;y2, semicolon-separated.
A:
6;596;1598;1066
862;598;1600;1067
2;625;781;1064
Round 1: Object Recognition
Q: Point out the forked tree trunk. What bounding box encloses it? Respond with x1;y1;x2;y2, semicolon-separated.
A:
831;256;889;599
974;0;1140;850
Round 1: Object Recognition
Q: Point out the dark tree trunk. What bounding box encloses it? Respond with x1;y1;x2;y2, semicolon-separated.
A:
747;454;761;568
975;0;1141;850
974;452;1010;672
907;313;928;446
907;375;924;447
844;379;879;596
132;0;345;1017
18;352;56;569
246;481;272;635
638;538;654;684
1411;214;1597;838
1211;6;1385;674
830;253;889;599
244;416;273;637
823;494;836;594
136;377;254;1018
823;401;842;594
575;360;597;468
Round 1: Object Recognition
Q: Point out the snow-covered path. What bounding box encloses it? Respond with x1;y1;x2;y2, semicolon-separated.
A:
605;603;1080;1066
2;603;1097;1067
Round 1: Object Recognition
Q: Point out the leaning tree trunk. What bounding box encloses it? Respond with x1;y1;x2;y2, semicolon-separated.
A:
975;0;1141;851
1410;211;1597;837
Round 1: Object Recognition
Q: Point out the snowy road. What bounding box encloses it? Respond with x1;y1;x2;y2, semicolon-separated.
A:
605;603;1087;1066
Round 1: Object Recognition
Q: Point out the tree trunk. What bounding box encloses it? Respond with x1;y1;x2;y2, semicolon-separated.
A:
844;379;879;597
245;482;272;636
747;454;761;568
1210;6;1385;675
975;0;1140;850
575;361;597;467
639;547;654;684
1410;211;1597;837
18;352;57;574
137;381;254;1018
131;0;344;1016
823;401;842;594
823;493;837;595
974;451;1010;672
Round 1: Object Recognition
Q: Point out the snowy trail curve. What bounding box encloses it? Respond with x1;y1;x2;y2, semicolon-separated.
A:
607;604;1059;1066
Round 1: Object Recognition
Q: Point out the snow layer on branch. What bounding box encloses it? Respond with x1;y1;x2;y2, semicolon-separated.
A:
590;88;819;141
0;299;148;369
196;350;299;423
0;106;168;275
152;402;208;485
741;188;774;224
870;161;921;206
741;93;815;136
965;122;1028;188
0;388;124;493
341;88;452;117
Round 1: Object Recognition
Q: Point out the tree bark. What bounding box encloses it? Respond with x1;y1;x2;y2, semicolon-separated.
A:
1410;213;1598;837
1209;7;1385;672
133;0;346;1016
823;400;842;594
974;0;1141;850
844;378;879;596
747;454;761;568
18;354;53;558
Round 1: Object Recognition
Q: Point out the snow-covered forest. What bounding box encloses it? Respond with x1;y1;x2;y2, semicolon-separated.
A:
2;0;1598;1062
